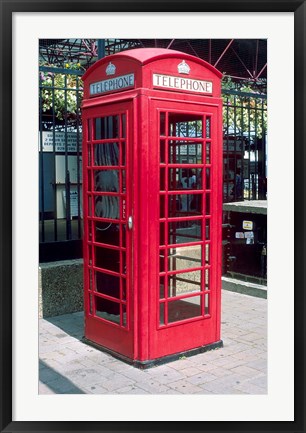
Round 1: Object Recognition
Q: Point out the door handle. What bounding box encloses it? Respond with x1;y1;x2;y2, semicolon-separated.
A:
128;216;133;230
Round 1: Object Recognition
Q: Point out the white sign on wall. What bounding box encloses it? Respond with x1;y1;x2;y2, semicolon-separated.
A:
41;131;82;153
243;220;253;230
244;231;254;239
62;190;82;218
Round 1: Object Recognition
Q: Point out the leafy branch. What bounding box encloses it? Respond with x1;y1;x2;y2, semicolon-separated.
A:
222;76;267;139
39;62;84;120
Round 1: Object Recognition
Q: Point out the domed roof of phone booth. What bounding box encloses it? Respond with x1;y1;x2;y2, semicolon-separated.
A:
82;47;223;80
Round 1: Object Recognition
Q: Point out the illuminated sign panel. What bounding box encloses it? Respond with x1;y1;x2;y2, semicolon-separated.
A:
153;73;213;94
90;73;135;95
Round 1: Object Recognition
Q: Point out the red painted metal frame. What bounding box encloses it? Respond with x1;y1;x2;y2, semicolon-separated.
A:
82;48;223;364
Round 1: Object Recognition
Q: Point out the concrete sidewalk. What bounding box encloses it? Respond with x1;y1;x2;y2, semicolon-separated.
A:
39;290;267;395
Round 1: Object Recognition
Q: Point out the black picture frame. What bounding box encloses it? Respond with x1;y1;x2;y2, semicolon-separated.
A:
1;1;305;432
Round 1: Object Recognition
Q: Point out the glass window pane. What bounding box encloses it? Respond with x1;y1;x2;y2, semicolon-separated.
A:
160;140;166;163
87;170;92;191
205;168;211;190
95;115;119;139
168;193;202;216
122;278;127;301
168;245;202;272
205;243;210;264
94;143;119;166
94;169;119;192
206;141;211;164
160;302;165;325
95;296;120;322
87;220;93;241
168;271;201;297
160;222;165;246
94;196;119;219
160;195;166;218
121;114;126;138
204;293;210;315
169;141;203;164
160;277;165;299
95;246;120;273
121;251;126;275
205;193;211;215
206;117;211;138
168;114;203;138
87;195;92;216
168;168;179;190
169;220;202;245
159;250;166;273
205;219;210;240
121;170;126;194
87;143;92;166
168;297;201;323
160;112;166;136
169;168;202;190
89;293;93;315
205;268;210;290
87;245;92;266
160;168;166;191
121;142;126;166
122;304;127;327
95;222;120;246
122;224;126;248
95;271;120;299
88;268;93;291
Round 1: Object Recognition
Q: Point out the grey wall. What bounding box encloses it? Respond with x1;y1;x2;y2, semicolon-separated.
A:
39;259;84;318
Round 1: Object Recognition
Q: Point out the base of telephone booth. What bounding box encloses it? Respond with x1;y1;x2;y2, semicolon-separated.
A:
82;337;223;369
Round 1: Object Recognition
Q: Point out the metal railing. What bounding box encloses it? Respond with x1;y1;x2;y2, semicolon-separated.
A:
39;66;83;261
222;89;267;203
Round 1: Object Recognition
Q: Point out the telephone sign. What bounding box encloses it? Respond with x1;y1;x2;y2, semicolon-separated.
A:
152;73;213;94
90;73;135;95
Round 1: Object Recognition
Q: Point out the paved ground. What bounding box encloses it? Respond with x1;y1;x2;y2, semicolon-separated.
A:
39;290;267;395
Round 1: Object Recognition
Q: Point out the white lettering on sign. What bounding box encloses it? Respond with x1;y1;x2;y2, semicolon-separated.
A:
153;73;213;94
90;73;135;95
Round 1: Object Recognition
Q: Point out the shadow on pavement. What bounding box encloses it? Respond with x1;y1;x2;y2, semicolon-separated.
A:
46;312;84;340
39;359;85;394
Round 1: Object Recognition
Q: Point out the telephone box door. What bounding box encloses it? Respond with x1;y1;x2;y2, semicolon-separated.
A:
148;99;222;359
83;101;134;359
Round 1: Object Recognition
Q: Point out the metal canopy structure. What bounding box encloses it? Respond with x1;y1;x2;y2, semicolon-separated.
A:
39;38;267;89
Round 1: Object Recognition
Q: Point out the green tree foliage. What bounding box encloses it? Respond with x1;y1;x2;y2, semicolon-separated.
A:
222;77;267;138
39;62;84;120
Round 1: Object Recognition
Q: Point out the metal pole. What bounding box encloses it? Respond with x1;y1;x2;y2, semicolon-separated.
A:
97;39;105;59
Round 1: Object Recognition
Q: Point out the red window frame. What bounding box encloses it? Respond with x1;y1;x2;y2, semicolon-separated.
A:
157;109;214;328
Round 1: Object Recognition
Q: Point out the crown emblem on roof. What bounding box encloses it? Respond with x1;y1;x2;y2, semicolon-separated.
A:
177;60;190;75
106;62;116;75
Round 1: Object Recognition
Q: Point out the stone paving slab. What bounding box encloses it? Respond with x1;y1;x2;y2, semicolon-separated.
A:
39;290;267;395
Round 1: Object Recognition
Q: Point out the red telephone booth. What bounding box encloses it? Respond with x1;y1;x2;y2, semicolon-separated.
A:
82;48;223;367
